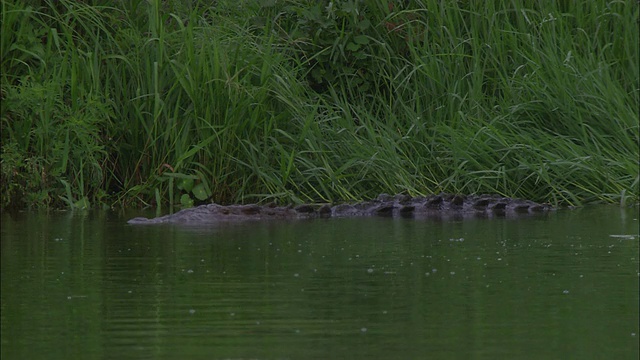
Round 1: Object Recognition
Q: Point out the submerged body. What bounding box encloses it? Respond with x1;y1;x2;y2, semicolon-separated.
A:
127;193;554;225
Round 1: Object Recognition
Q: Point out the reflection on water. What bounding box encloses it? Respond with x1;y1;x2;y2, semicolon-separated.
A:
2;206;638;359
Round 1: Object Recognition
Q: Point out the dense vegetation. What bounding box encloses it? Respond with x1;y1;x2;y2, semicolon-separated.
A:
1;0;638;211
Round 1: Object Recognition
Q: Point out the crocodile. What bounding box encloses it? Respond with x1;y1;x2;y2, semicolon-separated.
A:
127;193;554;225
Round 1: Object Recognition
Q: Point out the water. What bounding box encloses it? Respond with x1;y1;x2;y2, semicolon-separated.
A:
1;206;638;359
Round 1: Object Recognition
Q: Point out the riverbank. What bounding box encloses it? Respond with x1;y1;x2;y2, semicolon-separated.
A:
1;0;638;210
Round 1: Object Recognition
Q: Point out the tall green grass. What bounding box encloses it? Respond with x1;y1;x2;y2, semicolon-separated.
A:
1;0;638;210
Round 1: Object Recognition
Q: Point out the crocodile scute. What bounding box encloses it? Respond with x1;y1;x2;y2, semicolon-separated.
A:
127;193;554;225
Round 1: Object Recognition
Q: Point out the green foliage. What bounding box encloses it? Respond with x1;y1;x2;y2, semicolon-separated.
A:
161;170;212;208
271;1;379;92
1;1;114;209
1;0;638;210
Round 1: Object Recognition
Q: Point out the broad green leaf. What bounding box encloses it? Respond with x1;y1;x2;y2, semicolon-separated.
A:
192;183;211;201
177;177;194;192
357;19;371;30
353;35;369;44
346;42;360;51
74;197;90;209
180;194;194;208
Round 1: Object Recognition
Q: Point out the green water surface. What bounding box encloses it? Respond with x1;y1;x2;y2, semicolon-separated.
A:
1;206;638;359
